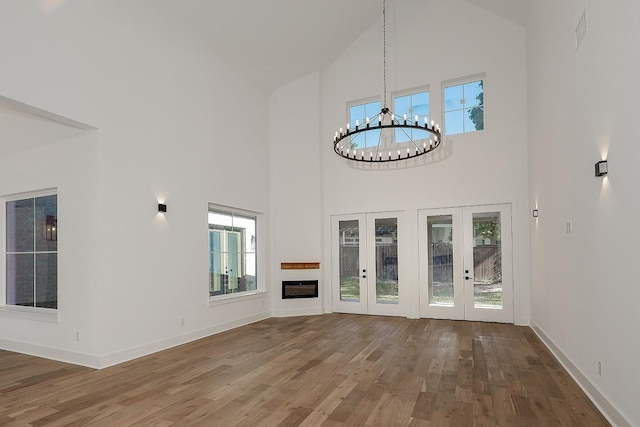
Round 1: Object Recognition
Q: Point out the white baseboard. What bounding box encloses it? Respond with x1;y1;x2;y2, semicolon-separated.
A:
0;338;102;368
270;308;324;318
530;321;631;427
0;311;272;370
96;311;271;369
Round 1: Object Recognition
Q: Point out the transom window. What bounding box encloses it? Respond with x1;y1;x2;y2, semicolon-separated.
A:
4;192;58;310
348;99;381;149
444;78;484;135
208;206;257;298
393;89;430;143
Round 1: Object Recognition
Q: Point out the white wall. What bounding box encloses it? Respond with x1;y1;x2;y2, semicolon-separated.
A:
321;0;530;322
0;1;270;368
0;126;102;365
528;1;640;425
269;73;324;317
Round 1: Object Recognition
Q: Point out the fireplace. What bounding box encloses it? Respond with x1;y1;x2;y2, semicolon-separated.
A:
282;280;318;299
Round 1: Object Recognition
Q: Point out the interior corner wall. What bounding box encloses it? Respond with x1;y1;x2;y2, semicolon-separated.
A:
0;1;270;368
321;0;530;322
0;130;102;365
528;1;640;425
269;72;324;317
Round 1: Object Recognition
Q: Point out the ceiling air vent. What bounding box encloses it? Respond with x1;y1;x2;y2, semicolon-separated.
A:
575;10;587;51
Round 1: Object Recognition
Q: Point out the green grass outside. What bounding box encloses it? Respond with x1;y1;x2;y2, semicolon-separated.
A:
340;276;398;302
340;277;502;307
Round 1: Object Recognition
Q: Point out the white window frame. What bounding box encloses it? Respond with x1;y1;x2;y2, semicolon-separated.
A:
1;188;58;315
442;74;486;136
208;203;261;303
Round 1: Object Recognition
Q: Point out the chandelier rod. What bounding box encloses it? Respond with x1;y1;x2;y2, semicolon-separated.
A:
331;0;442;163
382;0;387;109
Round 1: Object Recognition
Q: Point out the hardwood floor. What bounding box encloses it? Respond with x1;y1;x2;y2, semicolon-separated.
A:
0;314;610;426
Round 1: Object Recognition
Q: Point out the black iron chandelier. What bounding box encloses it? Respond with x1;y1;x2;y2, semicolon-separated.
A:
333;0;442;163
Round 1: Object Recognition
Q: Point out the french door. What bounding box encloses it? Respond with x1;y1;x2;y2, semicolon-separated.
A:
331;212;405;316
418;204;513;323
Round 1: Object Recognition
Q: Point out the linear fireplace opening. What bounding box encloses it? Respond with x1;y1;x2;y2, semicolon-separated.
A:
282;280;318;299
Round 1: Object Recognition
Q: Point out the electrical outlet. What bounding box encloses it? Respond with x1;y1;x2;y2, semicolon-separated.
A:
75;331;80;342
598;360;603;376
566;221;572;233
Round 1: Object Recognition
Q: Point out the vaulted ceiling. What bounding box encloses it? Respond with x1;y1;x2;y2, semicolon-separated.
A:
100;0;529;95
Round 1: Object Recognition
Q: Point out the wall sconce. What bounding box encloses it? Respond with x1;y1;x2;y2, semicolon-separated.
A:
595;160;608;177
46;215;57;241
158;203;167;213
532;209;539;218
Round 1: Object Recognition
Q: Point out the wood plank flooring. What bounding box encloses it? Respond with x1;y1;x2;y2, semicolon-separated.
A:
0;314;610;426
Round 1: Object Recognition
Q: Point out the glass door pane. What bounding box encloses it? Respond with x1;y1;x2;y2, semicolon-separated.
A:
427;215;454;306
366;211;404;317
339;220;360;302
472;212;503;308
463;204;513;323
209;230;222;295
227;231;240;291
419;208;464;320
374;218;398;304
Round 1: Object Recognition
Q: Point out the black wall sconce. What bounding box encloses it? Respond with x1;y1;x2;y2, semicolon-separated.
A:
595;160;608;177
158;203;167;213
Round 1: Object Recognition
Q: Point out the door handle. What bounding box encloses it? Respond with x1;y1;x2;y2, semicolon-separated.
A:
465;276;473;280
362;274;367;279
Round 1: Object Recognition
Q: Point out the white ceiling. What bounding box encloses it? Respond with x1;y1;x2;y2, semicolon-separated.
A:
100;0;529;96
467;0;529;28
1;0;529;154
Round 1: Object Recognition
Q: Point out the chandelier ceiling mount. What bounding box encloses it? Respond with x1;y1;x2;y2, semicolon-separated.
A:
332;0;443;163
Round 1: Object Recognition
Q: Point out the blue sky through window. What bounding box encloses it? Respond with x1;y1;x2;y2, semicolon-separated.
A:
444;80;483;135
349;100;381;149
394;90;430;143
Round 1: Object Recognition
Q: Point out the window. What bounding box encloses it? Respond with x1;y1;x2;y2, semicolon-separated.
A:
4;192;57;310
208;206;257;298
444;78;484;135
393;89;430;143
348;99;381;149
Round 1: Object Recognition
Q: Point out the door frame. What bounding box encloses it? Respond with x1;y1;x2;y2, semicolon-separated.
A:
418;203;514;323
417;207;465;320
331;211;406;317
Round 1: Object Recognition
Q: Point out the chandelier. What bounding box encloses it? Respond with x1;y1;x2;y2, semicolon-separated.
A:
333;0;442;163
